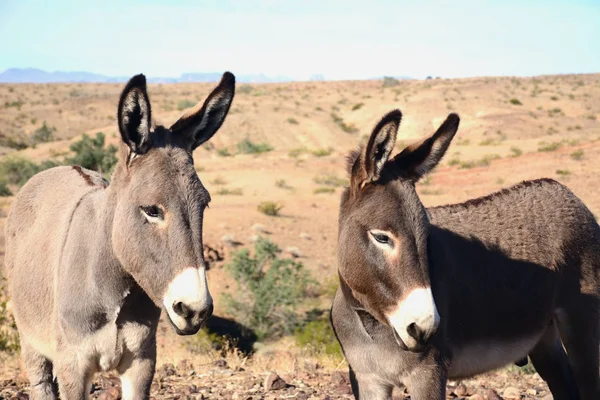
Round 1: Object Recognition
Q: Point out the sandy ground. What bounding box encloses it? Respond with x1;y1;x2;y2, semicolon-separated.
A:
1;73;599;398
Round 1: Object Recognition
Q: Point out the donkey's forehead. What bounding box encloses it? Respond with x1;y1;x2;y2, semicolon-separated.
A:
130;147;206;197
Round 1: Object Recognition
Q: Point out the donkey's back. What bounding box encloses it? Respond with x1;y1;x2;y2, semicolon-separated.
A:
429;177;600;273
6;166;108;356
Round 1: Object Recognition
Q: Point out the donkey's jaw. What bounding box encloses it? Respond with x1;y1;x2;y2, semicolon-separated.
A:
163;267;213;335
386;287;440;351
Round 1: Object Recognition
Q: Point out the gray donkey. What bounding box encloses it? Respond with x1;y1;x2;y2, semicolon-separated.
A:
331;110;600;399
5;72;235;399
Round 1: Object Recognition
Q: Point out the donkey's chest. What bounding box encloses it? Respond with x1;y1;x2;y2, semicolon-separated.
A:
92;319;154;372
447;333;542;378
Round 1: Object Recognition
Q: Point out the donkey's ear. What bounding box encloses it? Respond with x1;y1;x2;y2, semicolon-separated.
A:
351;109;402;190
393;113;460;182
170;72;235;150
118;74;152;155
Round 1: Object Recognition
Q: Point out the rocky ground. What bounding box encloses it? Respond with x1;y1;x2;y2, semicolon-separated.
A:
0;358;554;400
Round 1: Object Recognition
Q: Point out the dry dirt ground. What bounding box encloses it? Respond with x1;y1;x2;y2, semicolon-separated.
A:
1;74;599;399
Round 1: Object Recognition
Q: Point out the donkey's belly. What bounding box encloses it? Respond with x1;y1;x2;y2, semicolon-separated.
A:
448;332;543;379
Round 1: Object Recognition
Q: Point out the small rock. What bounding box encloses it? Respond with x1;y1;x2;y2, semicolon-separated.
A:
285;246;302;258
454;383;469;397
9;391;29;400
502;386;520;399
157;363;177;380
469;395;485;400
188;384;199;394
331;371;348;385
525;389;537;396
299;232;311;240
251;223;266;233
333;384;353;395
264;372;287;390
483;388;504;400
221;234;236;244
248;234;259;243
177;359;194;372
213;359;228;369
96;386;120;400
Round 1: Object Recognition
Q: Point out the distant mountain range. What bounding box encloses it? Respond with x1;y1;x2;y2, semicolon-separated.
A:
0;68;294;83
0;68;414;83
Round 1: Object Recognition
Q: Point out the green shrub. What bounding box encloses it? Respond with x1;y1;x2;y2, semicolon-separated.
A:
556;169;571;176
352;103;364;111
459;154;500;169
382;76;400;88
509;98;522;105
223;237;313;340
275;179;293;190
294;319;342;356
311;148;333;157
287;117;299;125
237;139;273;155
211;176;227;185
538;141;562;152
0;181;11;197
510;147;523;157
32;121;56;144
177;99;196;111
313;172;348;187
0;156;61;186
0;277;20;353
288;147;308;158
217;148;232;157
66;132;118;174
570;149;584;160
237;85;254;94
331;113;358;134
257;201;283;216
313;187;335;194
217;187;243;196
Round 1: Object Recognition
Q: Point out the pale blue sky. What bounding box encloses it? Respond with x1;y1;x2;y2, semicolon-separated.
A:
1;0;598;80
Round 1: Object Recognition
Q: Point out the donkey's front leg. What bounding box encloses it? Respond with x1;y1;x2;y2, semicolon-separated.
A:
407;365;447;400
55;354;93;400
349;367;394;400
117;342;157;400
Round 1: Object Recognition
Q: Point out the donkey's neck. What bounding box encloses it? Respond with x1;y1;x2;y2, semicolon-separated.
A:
88;185;133;313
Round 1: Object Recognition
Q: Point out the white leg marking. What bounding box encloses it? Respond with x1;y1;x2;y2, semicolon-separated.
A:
120;375;135;400
386;287;440;349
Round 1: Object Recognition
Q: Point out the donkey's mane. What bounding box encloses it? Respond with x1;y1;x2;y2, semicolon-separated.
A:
429;177;559;211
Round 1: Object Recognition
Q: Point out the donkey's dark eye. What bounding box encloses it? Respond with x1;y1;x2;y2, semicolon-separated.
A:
140;205;163;219
370;232;391;244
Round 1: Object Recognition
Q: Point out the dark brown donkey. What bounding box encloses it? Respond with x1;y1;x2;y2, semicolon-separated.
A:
6;72;235;399
331;110;600;399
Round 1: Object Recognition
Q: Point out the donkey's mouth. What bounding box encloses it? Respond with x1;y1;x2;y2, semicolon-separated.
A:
392;328;428;353
165;310;205;336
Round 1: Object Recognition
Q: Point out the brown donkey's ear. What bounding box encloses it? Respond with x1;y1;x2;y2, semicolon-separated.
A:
392;113;460;182
118;74;152;155
351;109;402;192
170;72;235;150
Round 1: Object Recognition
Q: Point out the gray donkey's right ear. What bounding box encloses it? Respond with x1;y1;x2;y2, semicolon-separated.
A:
118;74;152;155
170;72;235;150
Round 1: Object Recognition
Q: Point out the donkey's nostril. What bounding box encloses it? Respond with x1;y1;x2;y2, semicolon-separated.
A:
173;301;192;319
407;322;422;341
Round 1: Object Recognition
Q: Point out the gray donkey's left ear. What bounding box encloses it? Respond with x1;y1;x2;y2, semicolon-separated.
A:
170;72;235;150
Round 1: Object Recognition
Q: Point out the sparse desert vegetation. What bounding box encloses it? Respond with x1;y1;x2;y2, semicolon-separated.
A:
1;73;600;398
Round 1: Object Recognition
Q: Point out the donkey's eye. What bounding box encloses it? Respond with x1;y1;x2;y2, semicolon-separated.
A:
140;205;164;221
369;230;393;246
373;234;390;244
